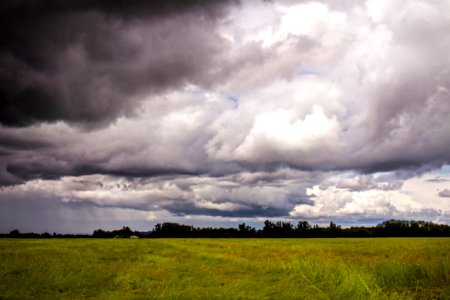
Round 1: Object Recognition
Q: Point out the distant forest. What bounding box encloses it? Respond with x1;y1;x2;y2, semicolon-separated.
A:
2;219;450;238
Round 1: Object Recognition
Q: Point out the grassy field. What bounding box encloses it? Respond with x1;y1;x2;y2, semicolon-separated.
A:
0;238;449;299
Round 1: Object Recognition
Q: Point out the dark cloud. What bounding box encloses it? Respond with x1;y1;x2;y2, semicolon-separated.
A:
0;0;237;19
438;189;450;198
0;0;238;127
4;153;206;183
0;130;53;150
164;202;289;218
428;177;450;183
0;162;23;186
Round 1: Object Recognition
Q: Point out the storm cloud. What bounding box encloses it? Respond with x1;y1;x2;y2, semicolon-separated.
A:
1;0;450;232
0;0;238;126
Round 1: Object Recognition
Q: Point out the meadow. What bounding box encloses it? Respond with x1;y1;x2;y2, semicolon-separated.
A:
0;238;449;299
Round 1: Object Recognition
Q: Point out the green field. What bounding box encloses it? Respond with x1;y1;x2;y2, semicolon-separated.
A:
0;238;449;299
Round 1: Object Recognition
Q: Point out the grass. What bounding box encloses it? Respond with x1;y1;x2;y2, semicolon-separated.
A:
0;238;449;299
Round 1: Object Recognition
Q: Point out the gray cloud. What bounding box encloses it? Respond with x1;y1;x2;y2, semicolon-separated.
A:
2;0;449;182
438;189;450;198
0;171;316;223
0;0;239;127
162;201;289;218
330;173;403;192
428;177;450;183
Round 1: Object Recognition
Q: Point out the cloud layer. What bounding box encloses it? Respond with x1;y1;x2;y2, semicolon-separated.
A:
1;0;450;232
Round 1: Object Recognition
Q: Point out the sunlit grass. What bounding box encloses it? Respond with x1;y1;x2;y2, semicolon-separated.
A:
0;238;449;299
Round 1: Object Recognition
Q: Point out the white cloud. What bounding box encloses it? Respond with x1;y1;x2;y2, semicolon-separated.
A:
291;183;442;222
290;169;450;223
276;2;347;44
235;105;341;163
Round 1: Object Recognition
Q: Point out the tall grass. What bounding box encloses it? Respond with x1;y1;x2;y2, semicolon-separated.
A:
0;238;449;299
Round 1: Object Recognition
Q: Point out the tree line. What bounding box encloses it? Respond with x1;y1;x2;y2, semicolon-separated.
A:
2;219;450;238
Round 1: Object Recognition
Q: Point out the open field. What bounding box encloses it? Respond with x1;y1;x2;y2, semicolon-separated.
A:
0;238;449;299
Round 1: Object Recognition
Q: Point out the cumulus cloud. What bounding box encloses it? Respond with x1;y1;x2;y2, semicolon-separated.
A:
234;105;341;165
290;184;444;224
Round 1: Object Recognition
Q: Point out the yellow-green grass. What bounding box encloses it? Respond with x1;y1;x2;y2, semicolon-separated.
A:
0;238;449;299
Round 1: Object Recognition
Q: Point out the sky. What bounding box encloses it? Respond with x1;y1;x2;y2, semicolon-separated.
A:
1;0;450;233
